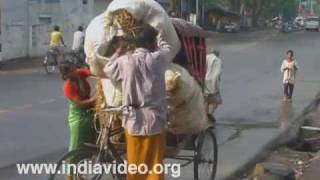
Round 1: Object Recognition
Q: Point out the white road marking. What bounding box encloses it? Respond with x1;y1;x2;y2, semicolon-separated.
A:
0;68;42;75
0;109;9;114
39;99;57;104
14;104;34;110
0;98;59;115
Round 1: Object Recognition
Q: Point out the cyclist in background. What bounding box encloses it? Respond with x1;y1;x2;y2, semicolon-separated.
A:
49;25;65;62
72;26;85;52
72;26;85;64
50;25;65;47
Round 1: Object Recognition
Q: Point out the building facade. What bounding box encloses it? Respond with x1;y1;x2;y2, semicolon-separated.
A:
0;0;111;61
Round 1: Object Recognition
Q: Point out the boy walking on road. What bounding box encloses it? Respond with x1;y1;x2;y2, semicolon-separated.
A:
281;50;299;101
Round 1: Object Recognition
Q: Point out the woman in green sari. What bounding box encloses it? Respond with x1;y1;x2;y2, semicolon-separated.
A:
59;61;96;180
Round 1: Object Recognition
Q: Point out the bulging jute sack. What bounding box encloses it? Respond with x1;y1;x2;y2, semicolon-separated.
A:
165;64;210;134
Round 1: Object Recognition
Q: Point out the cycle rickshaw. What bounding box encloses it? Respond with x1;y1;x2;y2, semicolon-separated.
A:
49;18;217;180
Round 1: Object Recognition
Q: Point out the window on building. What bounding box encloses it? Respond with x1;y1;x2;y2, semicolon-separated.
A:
0;44;2;52
31;26;37;48
83;0;88;5
39;16;52;25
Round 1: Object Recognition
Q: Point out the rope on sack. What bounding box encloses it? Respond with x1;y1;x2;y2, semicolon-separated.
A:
94;79;108;133
93;9;145;144
110;9;144;39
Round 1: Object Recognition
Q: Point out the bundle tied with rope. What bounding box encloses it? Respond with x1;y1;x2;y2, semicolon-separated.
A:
94;80;107;129
93;9;144;143
109;9;144;39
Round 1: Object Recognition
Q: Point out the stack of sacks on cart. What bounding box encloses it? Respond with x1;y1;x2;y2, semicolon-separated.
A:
84;0;209;135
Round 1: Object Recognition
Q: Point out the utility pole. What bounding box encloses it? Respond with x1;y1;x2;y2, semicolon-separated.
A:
196;0;199;24
311;0;314;15
201;0;205;26
26;0;30;59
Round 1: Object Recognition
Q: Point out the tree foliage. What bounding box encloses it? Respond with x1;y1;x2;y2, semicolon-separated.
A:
206;0;298;20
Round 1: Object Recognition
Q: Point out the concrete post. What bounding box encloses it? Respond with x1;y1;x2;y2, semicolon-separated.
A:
26;0;30;59
196;0;199;24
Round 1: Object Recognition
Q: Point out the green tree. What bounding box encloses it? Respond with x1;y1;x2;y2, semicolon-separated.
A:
259;0;297;19
205;0;298;24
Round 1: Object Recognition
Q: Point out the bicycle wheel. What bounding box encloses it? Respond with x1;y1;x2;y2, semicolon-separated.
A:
194;127;218;180
48;148;102;180
44;55;56;74
99;150;126;180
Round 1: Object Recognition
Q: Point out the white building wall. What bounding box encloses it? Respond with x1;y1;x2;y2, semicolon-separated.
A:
1;0;175;61
1;0;29;61
28;0;94;57
93;0;111;16
0;0;103;61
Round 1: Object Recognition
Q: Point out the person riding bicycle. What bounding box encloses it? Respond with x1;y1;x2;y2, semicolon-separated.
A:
59;61;96;180
104;25;170;180
72;26;85;64
50;25;65;63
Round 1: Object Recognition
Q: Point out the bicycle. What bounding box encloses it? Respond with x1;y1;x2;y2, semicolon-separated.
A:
49;104;217;180
43;47;89;74
48;106;126;180
43;47;60;74
65;49;90;69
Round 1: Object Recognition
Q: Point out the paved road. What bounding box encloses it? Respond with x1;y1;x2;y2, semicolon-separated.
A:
210;30;320;179
1;30;320;180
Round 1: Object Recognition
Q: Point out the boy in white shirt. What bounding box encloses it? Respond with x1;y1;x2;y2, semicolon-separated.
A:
281;50;299;101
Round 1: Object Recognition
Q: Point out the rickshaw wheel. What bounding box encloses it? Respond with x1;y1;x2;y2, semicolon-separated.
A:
194;127;218;180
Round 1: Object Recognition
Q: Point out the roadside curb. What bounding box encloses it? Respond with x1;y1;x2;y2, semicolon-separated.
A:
0;57;43;71
223;92;320;180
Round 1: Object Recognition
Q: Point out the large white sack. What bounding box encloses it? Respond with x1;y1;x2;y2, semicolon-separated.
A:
100;79;122;107
84;14;112;78
85;0;180;78
165;64;210;134
106;0;180;61
85;0;181;106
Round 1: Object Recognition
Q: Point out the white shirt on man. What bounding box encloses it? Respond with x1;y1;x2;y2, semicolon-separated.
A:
205;53;222;95
72;31;85;51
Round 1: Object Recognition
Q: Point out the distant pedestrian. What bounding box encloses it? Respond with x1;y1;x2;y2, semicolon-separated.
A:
72;26;86;63
281;50;299;101
205;50;223;122
72;26;85;52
